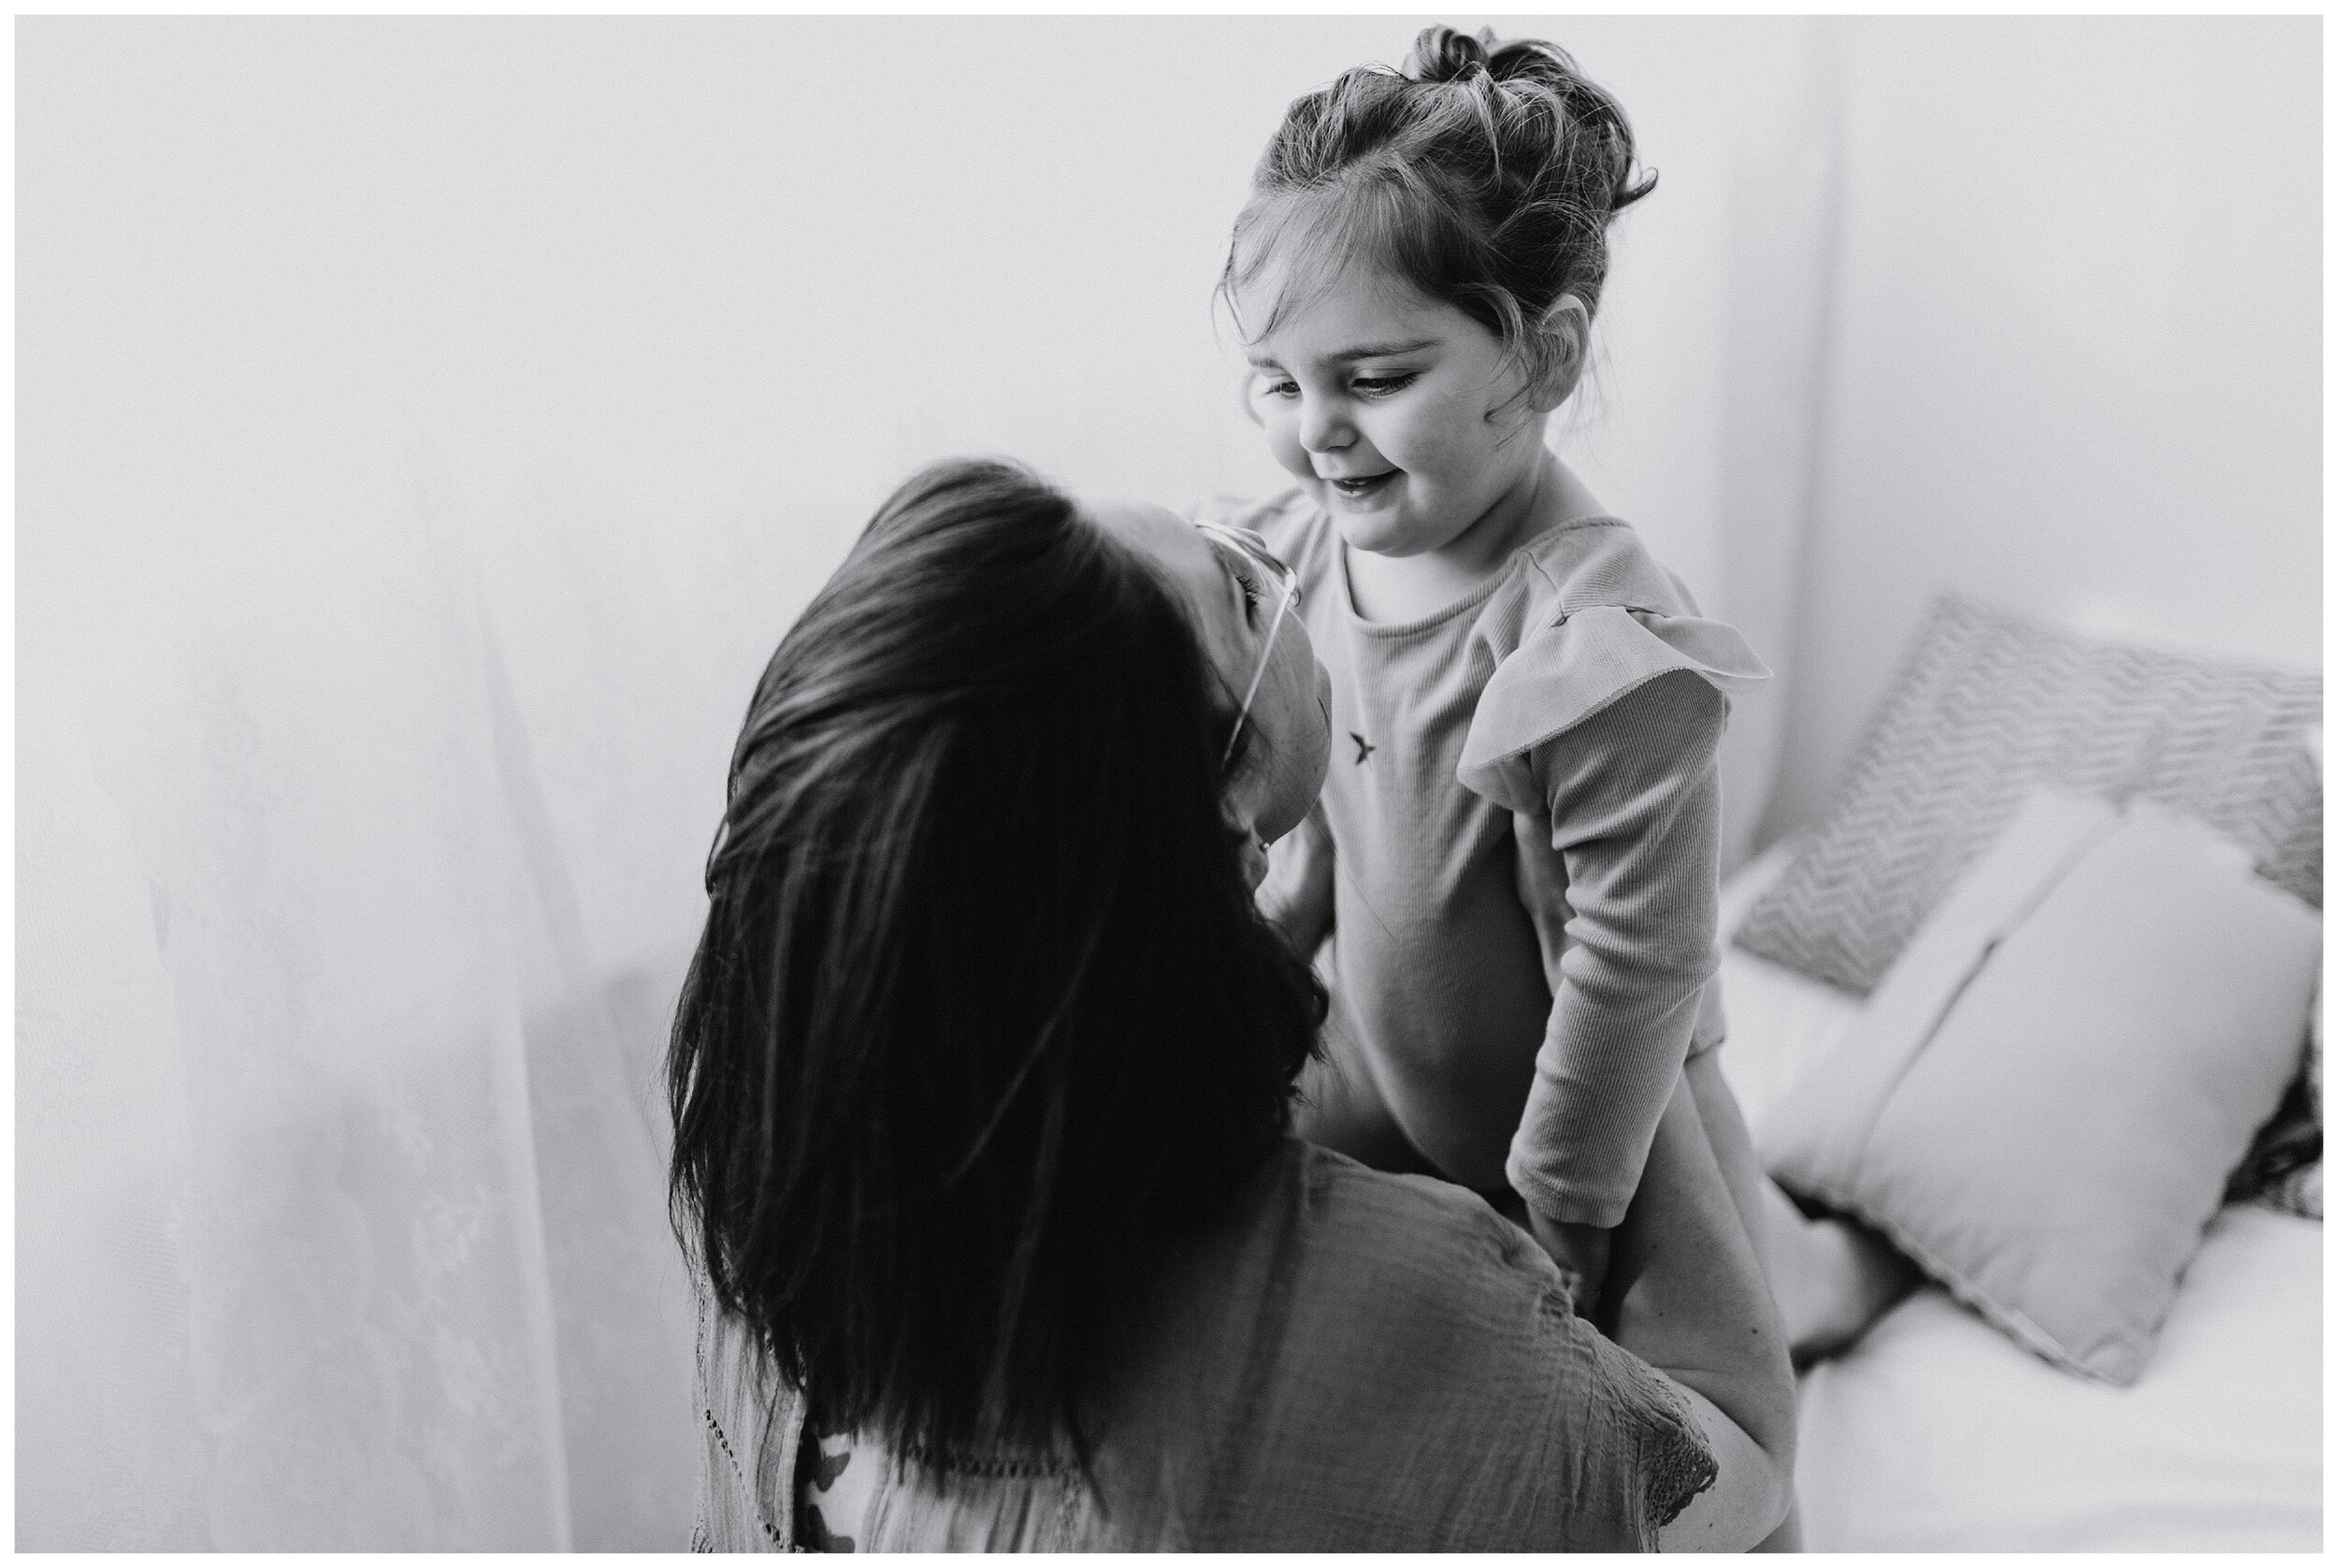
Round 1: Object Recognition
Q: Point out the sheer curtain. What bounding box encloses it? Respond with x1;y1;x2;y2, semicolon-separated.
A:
17;17;1835;1547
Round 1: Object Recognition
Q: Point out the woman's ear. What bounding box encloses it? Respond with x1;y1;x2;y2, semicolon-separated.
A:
1221;797;1273;892
1236;829;1271;893
1528;294;1591;412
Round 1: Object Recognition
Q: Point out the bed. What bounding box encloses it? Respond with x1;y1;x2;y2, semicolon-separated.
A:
1720;827;2323;1551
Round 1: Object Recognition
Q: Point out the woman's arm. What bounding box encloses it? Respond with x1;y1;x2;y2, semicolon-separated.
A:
1656;1385;1787;1550
1610;1069;1797;1550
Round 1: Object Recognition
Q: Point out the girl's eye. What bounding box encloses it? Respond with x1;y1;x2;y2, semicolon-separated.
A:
1352;372;1419;398
1261;379;1300;399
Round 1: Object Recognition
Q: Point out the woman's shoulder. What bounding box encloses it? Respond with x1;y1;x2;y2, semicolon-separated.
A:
1083;1139;1696;1549
1142;1139;1552;1326
1281;1138;1552;1283
1264;1145;1717;1545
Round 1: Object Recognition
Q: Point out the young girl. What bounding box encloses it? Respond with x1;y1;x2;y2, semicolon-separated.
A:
1205;25;1797;1339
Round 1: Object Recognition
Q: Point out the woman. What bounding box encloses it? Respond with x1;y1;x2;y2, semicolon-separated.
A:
669;458;1794;1550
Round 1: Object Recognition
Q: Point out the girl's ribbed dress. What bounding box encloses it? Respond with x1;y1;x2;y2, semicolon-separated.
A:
1210;490;1770;1229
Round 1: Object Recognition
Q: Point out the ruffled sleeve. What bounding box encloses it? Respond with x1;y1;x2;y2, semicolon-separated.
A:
1458;606;1769;816
1583;1329;1722;1546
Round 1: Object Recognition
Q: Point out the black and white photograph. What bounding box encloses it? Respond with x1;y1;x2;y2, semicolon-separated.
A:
17;10;2322;1552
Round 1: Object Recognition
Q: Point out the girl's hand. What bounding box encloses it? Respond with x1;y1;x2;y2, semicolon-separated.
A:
1528;1213;1611;1316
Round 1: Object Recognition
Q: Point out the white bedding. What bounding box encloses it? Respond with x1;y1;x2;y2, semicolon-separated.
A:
1718;844;2325;1552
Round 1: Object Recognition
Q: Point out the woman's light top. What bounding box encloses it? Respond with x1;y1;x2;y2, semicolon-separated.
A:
690;1138;1713;1550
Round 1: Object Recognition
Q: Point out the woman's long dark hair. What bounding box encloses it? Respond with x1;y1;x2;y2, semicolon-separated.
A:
668;458;1326;1464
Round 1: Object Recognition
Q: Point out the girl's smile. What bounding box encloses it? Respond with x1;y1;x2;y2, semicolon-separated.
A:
1324;470;1400;506
1239;264;1557;576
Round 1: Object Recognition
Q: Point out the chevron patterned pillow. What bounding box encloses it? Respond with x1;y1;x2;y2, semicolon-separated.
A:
1734;592;2321;997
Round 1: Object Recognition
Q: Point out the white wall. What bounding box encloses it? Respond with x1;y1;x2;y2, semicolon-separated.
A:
1759;16;2322;844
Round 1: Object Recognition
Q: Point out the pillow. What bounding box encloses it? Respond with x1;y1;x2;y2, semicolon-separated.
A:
1759;789;2321;1384
1734;592;2321;996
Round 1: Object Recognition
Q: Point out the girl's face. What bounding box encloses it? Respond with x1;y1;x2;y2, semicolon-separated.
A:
1239;261;1551;558
1087;500;1331;845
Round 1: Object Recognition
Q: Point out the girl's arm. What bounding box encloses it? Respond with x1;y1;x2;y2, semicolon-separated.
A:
1506;669;1728;1234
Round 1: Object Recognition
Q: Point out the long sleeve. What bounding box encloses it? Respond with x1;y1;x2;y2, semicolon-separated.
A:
1501;669;1728;1228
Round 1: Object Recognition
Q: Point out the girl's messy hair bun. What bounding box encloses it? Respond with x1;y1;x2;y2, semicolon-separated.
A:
1403;23;1552;89
1399;23;1656;237
1221;24;1655;403
1403;22;1496;84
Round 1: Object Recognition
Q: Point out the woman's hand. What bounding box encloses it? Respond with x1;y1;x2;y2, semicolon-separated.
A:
1527;1213;1610;1316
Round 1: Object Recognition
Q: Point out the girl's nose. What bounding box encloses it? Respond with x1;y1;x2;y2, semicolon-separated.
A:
1297;396;1353;454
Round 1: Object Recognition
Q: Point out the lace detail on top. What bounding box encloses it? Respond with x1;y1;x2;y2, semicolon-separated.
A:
792;1398;879;1551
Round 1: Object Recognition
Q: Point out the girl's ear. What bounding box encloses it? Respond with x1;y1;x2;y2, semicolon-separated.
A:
1236;367;1267;428
1528;294;1592;412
